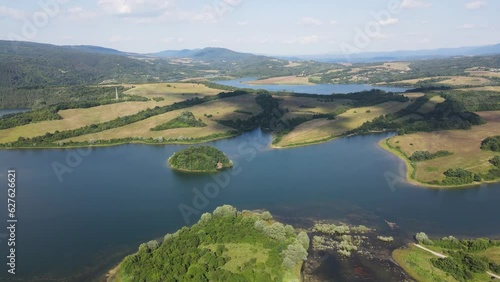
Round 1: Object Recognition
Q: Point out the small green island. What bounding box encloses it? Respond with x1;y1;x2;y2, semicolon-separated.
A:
109;205;309;282
168;146;233;173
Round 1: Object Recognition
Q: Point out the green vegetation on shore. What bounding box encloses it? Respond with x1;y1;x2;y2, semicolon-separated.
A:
394;234;500;282
168;146;232;172
115;205;309;282
409;150;453;162
150;111;206;131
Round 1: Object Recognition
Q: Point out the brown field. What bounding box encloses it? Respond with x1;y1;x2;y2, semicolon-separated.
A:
124;82;222;99
404;93;426;100
467;71;500;78
279;96;353;115
0;83;225;144
0;100;190;143
439;76;491;86
246;76;312;85
65;94;262;143
390;77;444;85
387;111;500;183
284;62;302;68
365;62;411;71
458;86;500;92
416;96;446;114
275;100;413;147
381;62;411;71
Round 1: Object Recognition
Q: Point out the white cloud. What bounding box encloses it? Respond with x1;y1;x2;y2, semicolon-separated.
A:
298;17;322;26
66;7;98;20
465;0;486;9
287;35;321;44
378;18;399;26
372;33;389;40
109;35;126;42
98;0;174;16
330;20;338;25
401;0;432;8
458;23;488;29
162;37;184;43
237;21;248;26
0;6;25;21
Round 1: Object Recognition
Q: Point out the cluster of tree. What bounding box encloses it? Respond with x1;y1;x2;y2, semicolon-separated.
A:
1;91;247;148
117;205;306;282
416;234;500;281
442;91;500;112
168;146;232;172
441;168;481;185
150;111;206;131
349;93;486;136
3;131;238;149
409;150;453;162
490;156;500;167
0;107;61;130
481;136;500;152
431;237;500;252
431;251;490;281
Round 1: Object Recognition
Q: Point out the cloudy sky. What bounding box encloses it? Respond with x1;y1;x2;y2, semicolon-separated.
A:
0;0;498;55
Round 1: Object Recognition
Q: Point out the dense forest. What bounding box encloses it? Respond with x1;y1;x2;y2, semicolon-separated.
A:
116;205;309;281
168;146;232;172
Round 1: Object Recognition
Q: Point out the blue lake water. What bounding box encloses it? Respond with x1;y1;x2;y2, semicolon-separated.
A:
214;78;410;94
0;130;499;281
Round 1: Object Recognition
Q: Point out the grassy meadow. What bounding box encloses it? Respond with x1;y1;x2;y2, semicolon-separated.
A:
386;111;500;184
275;100;414;147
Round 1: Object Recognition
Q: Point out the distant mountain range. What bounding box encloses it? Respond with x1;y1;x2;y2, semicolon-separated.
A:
1;39;500;89
57;42;500;63
289;43;500;63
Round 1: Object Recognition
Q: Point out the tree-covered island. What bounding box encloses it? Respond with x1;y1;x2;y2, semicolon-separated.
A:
168;145;233;173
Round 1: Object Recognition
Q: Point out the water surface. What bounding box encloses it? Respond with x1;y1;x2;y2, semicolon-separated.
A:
0;108;30;118
215;77;410;94
0;130;499;281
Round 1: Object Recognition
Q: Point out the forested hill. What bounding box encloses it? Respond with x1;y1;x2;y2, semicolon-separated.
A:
0;40;333;88
0;40;193;87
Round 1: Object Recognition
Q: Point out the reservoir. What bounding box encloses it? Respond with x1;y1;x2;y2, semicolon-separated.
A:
0;129;499;281
214;78;410;94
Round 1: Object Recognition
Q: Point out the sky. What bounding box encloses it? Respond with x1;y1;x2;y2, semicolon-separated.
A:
0;0;499;55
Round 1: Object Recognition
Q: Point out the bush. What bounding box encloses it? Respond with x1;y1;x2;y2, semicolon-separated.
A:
481;136;500;152
415;232;432;244
490;156;500;168
409;150;452;162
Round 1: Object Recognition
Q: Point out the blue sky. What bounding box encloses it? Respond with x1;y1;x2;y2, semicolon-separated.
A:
0;0;498;55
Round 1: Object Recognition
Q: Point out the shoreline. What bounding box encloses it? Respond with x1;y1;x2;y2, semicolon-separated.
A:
2;128;499;188
378;137;500;189
104;263;121;282
0;132;240;150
